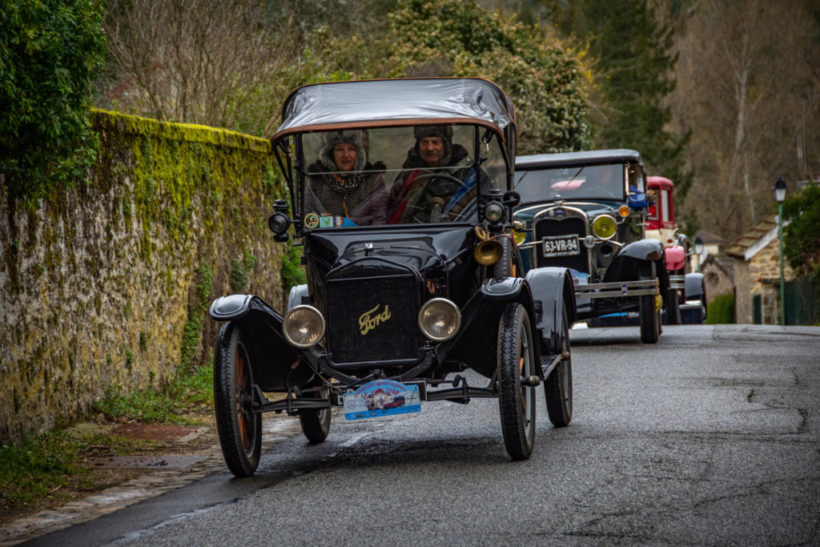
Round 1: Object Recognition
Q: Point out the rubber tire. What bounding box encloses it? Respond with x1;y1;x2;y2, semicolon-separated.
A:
299;387;332;444
498;303;536;461
665;288;681;325
214;323;262;478
639;264;661;344
545;303;573;427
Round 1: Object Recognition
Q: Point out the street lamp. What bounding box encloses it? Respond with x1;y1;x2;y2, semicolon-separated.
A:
694;236;703;272
773;177;787;325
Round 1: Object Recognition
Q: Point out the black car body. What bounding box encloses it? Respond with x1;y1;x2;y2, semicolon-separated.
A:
208;78;576;476
513;150;668;343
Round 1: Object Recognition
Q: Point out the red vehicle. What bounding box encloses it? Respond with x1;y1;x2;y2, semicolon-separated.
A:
645;176;703;323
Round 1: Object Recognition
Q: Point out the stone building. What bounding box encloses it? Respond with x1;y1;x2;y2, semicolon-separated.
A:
725;215;795;324
700;253;734;306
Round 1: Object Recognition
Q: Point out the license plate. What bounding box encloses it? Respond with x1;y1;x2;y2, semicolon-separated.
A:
542;235;580;257
343;379;421;420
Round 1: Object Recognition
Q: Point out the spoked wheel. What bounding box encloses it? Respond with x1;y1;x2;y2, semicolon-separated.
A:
299;386;332;444
639;263;661;344
497;302;536;461
545;302;572;427
214;323;262;477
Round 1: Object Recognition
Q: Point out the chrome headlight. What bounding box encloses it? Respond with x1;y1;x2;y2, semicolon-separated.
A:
592;214;617;240
417;298;461;341
283;305;325;348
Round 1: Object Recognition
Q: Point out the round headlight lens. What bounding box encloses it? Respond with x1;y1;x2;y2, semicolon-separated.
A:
418;298;461;341
283;305;325;348
484;201;505;223
592;214;617;240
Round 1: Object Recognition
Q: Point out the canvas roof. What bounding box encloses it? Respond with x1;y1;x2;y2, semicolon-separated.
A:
271;78;515;142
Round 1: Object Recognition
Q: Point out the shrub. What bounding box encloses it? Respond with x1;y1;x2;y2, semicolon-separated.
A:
0;0;106;203
705;292;734;324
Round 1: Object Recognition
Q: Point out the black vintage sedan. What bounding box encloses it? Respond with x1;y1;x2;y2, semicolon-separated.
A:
514;150;669;343
208;78;576;477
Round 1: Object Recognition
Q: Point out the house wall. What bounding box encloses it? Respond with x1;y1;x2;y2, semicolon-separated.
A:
733;237;795;324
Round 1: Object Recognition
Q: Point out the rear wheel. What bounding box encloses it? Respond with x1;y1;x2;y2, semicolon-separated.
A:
545;303;572;427
214;323;262;477
639;263;661;344
498;303;536;461
299;386;332;443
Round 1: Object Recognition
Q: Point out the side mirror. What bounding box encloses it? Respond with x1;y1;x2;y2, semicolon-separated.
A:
502;190;520;208
268;199;291;242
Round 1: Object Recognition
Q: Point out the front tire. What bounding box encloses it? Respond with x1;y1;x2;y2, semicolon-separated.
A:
498;303;536;461
545;303;572;427
214;323;262;478
665;287;681;325
299;387;332;444
639;263;661;344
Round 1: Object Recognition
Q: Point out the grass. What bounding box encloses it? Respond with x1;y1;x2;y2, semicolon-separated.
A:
0;363;214;518
93;363;214;423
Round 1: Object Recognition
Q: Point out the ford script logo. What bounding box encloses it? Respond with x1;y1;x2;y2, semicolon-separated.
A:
359;304;391;335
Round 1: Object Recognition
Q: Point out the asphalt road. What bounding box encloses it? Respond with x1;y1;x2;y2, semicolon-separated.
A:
27;324;820;546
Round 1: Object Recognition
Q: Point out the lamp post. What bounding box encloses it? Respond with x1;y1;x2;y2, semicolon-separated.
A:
694;236;703;272
774;177;787;325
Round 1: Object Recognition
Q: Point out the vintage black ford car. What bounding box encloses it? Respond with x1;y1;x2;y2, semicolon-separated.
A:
513;150;669;343
208;78;576;477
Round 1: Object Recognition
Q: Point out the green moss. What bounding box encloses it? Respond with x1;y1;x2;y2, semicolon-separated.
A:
282;244;306;293
180;264;213;370
139;332;148;352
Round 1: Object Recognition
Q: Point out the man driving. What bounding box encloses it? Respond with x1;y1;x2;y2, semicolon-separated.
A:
387;125;483;223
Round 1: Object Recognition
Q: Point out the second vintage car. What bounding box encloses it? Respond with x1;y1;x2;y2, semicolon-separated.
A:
208;78;576;477
513;149;669;342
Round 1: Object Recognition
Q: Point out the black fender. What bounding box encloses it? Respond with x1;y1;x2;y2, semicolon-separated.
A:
209;294;312;392
525;266;575;358
287;284;311;311
604;238;669;297
685;273;705;300
447;276;538;378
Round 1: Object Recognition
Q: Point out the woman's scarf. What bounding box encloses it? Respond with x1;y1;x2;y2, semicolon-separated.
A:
326;172;367;198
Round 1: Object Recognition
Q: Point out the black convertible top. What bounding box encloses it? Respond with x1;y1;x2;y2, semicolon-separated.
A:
271;78;515;143
516;149;643;170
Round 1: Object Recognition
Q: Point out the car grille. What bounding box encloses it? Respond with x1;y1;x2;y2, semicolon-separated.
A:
534;217;589;273
325;273;420;364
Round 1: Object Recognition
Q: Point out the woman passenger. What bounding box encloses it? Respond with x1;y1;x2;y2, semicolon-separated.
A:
304;131;387;225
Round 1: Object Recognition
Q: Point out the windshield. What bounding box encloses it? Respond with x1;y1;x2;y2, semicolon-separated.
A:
296;125;506;228
514;163;627;203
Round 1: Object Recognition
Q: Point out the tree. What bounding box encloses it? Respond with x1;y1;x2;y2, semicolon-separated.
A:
372;0;592;153
671;0;820;241
0;0;106;203
783;183;820;277
99;0;307;136
546;0;690;195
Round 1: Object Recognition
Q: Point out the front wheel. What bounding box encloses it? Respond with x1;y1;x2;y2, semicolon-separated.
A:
214;323;262;478
545;302;572;427
299;386;332;443
498;303;536;461
639;264;661;344
665;288;681;325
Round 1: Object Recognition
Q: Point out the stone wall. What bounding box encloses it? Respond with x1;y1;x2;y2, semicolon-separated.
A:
733;238;795;324
0;110;290;443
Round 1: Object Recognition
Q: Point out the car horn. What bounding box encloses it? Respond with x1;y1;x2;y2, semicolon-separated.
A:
474;226;503;266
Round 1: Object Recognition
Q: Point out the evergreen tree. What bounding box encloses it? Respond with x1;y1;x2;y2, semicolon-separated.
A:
548;0;690;195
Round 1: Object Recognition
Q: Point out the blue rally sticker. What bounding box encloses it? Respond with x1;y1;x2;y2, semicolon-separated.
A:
343;379;421;420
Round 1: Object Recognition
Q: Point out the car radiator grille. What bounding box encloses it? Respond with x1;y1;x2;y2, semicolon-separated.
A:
534;217;589;273
325;274;420;364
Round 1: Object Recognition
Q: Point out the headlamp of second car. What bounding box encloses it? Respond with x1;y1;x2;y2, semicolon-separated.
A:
283;305;325;348
418;298;461;341
592;214;617;240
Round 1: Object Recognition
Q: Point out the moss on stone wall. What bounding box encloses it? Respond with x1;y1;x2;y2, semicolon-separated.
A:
0;110;288;444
